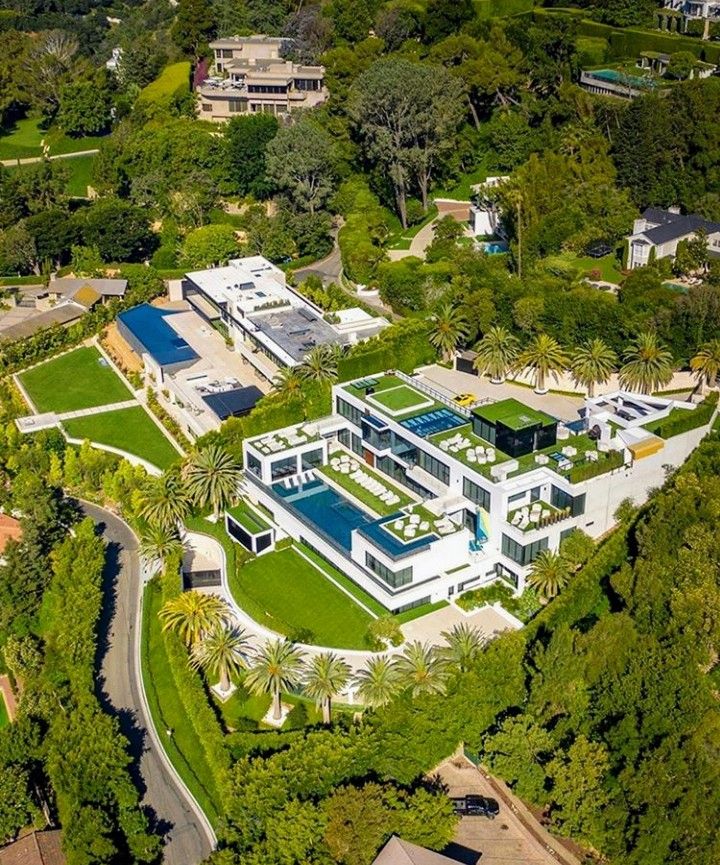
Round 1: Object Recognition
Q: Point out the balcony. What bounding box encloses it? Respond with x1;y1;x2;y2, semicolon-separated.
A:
507;500;571;533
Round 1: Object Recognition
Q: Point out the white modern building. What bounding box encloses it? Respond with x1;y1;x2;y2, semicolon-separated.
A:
239;372;714;613
626;206;720;269
181;256;388;380
469;176;508;237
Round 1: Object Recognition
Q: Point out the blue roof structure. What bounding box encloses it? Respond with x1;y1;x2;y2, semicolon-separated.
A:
118;304;199;368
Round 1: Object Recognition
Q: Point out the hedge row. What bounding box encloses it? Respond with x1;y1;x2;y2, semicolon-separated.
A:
531;9;720;63
336;179;389;285
137;62;191;107
159;557;233;809
474;0;533;18
337;320;436;381
567;448;625;484
649;392;718;439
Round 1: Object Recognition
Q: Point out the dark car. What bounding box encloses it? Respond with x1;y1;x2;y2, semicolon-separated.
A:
464;795;500;818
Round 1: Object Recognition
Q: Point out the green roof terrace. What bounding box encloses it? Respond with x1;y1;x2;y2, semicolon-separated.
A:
226;500;271;535
472;398;556;432
342;374;443;419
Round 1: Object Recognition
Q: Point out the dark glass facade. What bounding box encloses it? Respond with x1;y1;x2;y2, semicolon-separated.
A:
551;485;586;516
365;552;413;589
501;533;548;566
463;477;491;511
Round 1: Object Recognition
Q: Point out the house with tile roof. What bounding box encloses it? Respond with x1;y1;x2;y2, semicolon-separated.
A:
626;206;720;269
0;831;65;865
372;836;458;865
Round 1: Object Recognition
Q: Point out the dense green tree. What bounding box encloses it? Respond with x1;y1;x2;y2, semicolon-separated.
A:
172;0;215;57
265;118;337;216
619;331;674;393
159;590;230;648
190;623;250;692
303;651;351;724
56;79;112;136
245;638;305;721
423;0;474;44
473;325;520;384
225;113;278;198
80;199;157;263
570;338;617;397
180;224;239;268
482;716;554;803
183;444;242;519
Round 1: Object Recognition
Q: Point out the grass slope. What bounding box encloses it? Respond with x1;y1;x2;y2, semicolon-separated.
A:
228;546;373;649
141;580;222;826
0;693;8;728
0;117;106;160
20;346;132;412
63;406;180;470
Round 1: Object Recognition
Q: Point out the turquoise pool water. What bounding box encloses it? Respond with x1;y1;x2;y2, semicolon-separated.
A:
589;69;653;89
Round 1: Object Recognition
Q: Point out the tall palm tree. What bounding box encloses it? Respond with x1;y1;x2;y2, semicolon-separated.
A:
570;338;617;398
139;522;184;570
393;641;448;698
619;331;674;394
690;338;720;394
273;366;304;396
190;623;251;693
298;344;340;383
429;302;470;364
439;622;486;673
526;550;571;601
354;655;401;709
159;591;229;647
473;326;520;384
245;638;305;721
303;651;351;724
184;444;242;520
139;470;192;529
515;333;570;394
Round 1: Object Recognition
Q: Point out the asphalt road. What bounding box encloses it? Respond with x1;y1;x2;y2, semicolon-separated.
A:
84;501;214;865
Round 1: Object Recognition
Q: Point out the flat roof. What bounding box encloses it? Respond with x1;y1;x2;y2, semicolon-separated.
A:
473;398;556;431
118;304;199;367
202;385;262;420
248;307;339;363
227;500;270;534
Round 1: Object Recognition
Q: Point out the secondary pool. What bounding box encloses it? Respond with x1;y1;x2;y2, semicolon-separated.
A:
482;241;509;255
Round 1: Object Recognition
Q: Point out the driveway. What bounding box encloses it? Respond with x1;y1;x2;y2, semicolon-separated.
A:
435;758;579;865
85;502;214;865
294;244;342;287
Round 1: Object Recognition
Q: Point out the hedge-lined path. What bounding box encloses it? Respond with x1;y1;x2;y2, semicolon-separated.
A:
85;501;215;865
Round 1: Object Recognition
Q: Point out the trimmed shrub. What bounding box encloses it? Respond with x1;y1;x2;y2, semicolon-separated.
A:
568;448;624;483
137;62;192;117
646;393;718;439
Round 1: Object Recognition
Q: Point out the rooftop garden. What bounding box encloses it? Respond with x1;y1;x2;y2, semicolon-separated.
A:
248;422;321;455
319;455;414;516
226;500;270;535
642;393;717;439
429;423;511;471
343;374;443;418
507;500;568;533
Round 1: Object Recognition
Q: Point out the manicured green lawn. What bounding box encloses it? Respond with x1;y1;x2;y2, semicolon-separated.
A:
432;166;488;201
228;547;374;649
395;600;448;624
65;153;96;197
367;384;432;414
546;251;624;284
63;406;181;470
0;117;106;160
0;693;9;728
226;501;270;534
19;346;132;412
297;543;388;616
141;580;222;826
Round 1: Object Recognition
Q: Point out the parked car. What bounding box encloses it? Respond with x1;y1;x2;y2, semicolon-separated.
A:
453;393;476;408
451;797;467;815
464;795;500;818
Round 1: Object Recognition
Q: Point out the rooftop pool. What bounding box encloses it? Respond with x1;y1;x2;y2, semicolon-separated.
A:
272;478;436;559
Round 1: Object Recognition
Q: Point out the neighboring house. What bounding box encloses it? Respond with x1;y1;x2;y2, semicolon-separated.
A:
0;513;22;564
41;278;127;309
662;1;720;34
626;206;720;269
240;373;710;609
372;836;458;865
469;176;509;237
197;34;327;121
181;255;388;375
0;831;65;865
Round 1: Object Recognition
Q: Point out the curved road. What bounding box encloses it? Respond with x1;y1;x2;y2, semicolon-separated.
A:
85;502;214;865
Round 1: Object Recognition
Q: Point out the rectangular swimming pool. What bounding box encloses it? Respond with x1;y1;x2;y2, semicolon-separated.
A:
273;478;436;558
400;407;466;438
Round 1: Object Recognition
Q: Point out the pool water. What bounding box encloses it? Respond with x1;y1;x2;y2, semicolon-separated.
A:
482;241;509;255
400;408;465;438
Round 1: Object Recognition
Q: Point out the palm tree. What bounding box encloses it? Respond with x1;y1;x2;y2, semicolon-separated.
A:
184;444;242;520
473;326;520;384
570;338;617;398
354;655;401;709
190;623;251;693
298;344;340;383
515;333;570;395
393;641;448;698
429;302;470;364
303;651;351;724
690;338;720;394
526;550;571;601
244;638;305;721
439;622;486;673
273;366;304;396
619;331;674;394
139;470;192;529
159;591;229;647
139;522;184;570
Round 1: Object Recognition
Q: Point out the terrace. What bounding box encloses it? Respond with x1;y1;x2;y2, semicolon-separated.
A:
319;452;414;516
381;504;461;544
249;423;321;455
226;500;270;535
343;374;443;419
507;500;567;533
429;423;511;471
506;434;624;482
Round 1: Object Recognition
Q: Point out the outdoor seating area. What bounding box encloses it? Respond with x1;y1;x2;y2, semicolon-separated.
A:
384;506;459;543
329;453;403;508
438;430;497;464
253;424;319;454
508;500;567;532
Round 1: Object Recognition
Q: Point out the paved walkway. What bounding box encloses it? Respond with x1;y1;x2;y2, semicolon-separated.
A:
57;398;138;421
84;502;214;865
0;148;99;168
